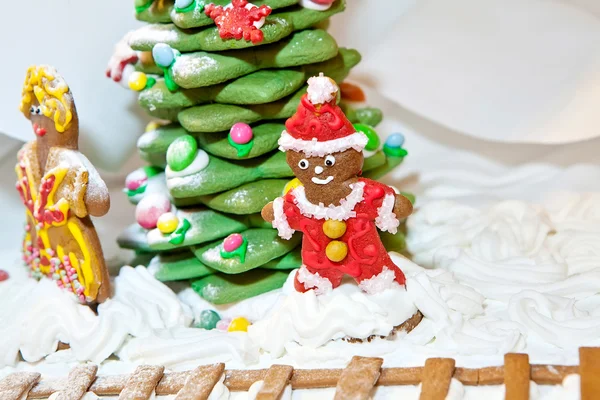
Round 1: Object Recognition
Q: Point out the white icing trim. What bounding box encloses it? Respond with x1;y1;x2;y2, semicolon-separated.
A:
297;266;333;295
307;73;338;105
272;197;295;240
358;267;401;294
299;0;333;11
278;131;368;157
292;181;365;221
375;193;400;234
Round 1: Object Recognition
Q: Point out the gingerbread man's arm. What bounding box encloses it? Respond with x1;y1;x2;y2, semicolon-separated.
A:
393;193;413;220
261;201;275;223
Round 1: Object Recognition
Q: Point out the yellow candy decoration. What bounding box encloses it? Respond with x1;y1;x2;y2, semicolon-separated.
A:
128;71;148;91
157;212;179;234
283;178;302;195
145;121;161;132
326;240;348;262
323;220;347;239
228;317;251;332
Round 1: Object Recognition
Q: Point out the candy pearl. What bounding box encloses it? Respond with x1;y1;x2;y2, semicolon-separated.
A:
175;0;194;8
386;133;405;148
223;233;244;252
228;317;251;332
167;135;198;172
135;193;172;229
326;240;348;262
216;318;232;331
322;220;346;239
229;123;253;145
152;43;175;68
157;212;179;234
128;71;148;91
196;309;221;330
0;269;9;282
125;169;148;191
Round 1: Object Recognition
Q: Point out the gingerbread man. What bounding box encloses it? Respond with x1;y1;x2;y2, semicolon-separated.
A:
262;74;413;295
16;65;111;303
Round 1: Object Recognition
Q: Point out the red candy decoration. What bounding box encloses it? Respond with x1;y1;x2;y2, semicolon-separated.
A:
0;269;9;282
205;0;272;45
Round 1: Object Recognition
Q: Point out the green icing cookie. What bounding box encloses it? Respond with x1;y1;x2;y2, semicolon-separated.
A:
262;247;301;270
343;105;384;128
193;229;301;274
199;179;287;215
136;0;173;23
362;150;386;172
151;251;215;281
168;151;293;198
147;208;248;250
117;224;153;252
380;231;407;254
172;29;338;89
139;69;306;110
196;122;284;160
138;124;188;157
178;86;304;133
171;0;299;29
363;152;406;181
191;269;289;305
277;0;345;31
130;16;294;52
303;48;361;83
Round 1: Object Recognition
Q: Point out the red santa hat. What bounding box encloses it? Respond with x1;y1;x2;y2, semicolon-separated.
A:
278;73;368;157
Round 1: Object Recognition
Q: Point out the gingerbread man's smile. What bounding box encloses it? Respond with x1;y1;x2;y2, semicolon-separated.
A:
312;176;334;185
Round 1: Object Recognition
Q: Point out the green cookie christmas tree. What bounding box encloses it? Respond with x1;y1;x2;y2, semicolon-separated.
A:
111;0;410;306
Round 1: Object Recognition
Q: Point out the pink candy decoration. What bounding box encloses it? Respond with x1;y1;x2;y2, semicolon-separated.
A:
0;270;9;282
136;193;172;229
312;0;336;4
216;318;232;331
223;233;244;252
125;169;148;191
229;123;253;145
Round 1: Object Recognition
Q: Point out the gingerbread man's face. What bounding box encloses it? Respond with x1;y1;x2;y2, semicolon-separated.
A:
28;101;52;138
286;148;364;189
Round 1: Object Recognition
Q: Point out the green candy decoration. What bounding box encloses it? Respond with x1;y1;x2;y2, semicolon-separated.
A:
353;123;380;151
168;218;191;245
135;0;155;14
175;0;202;13
228;136;254;158
195;309;221;330
167;135;198;171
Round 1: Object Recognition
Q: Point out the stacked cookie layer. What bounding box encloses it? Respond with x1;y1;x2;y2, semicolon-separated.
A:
118;0;408;304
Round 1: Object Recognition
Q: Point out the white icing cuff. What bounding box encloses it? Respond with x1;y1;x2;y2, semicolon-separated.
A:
358;267;400;295
278;131;368;157
297;266;333;295
272;197;295;240
376;193;400;234
307;73;338;104
293;182;365;221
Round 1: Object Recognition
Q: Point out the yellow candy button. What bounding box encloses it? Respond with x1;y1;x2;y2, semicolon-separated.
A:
157;212;179;234
228;317;251;332
326;240;348;262
283;178;302;195
128;71;148;91
323;220;346;239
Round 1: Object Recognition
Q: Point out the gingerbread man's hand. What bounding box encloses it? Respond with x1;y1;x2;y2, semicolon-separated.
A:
393;193;413;220
261;201;275;224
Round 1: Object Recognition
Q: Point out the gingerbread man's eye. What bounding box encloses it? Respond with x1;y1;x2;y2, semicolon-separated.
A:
325;155;335;167
298;159;309;170
30;106;35;114
36;107;42;115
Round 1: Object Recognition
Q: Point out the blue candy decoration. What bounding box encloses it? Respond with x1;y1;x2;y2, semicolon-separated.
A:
386;133;405;148
152;43;175;68
175;0;194;8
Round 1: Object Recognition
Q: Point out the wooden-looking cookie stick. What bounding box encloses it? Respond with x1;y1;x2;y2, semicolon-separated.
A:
504;353;530;400
256;365;294;400
119;365;164;400
419;358;455;400
0;372;40;400
334;356;383;400
55;365;98;400
174;364;225;400
580;347;600;400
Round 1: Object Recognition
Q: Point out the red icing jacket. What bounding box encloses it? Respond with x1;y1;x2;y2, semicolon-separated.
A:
273;178;405;288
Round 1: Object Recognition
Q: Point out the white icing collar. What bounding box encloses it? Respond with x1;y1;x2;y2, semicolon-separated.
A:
292;181;365;221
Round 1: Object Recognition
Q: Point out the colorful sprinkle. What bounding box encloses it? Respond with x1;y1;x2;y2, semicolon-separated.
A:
339;82;366;102
322;220;347;239
223;233;244;252
228;317;251;332
128;71;148;92
152;43;176;68
229;123;253;144
0;270;9;282
216;318;232;331
386;133;405;148
220;234;248;263
383;133;408;158
283;178;302;195
125;169;148;192
196;309;221;330
325;240;348;262
353;123;380;151
135;193;172;229
157;212;179;234
167;135;198;172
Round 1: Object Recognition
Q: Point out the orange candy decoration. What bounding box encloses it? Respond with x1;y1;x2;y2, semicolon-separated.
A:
340;82;366;102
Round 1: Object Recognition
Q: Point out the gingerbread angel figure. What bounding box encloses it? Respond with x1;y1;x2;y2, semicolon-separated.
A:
262;74;413;295
16;65;111;303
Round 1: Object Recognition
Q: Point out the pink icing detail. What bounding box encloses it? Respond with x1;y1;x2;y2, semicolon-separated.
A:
229;123;253;144
223;233;244;252
125;169;148;191
0;270;9;282
136;193;172;229
216;318;232;331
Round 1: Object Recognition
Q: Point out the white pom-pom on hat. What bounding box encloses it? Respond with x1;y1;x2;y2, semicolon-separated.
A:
307;73;338;105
